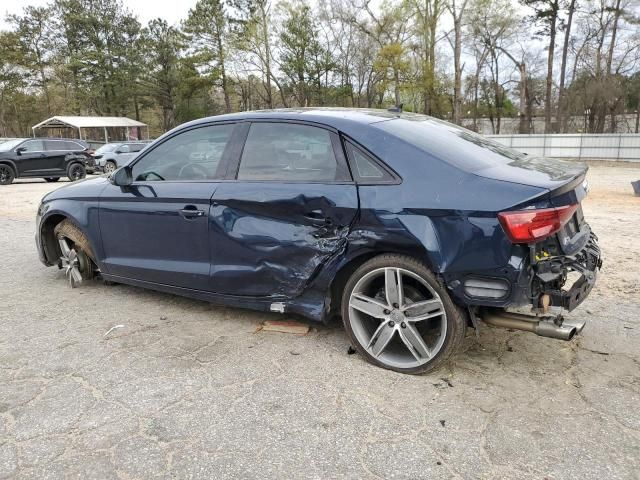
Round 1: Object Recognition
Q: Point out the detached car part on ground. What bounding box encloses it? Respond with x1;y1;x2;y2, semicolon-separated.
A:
35;109;602;374
0;138;95;185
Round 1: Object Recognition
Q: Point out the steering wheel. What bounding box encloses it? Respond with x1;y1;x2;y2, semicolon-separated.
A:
178;163;209;179
137;171;165;181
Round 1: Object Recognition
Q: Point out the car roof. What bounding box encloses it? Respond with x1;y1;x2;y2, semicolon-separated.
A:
181;107;427;130
30;137;85;141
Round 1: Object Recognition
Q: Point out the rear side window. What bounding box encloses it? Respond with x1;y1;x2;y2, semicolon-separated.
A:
237;123;349;182
45;140;62;151
65;141;83;150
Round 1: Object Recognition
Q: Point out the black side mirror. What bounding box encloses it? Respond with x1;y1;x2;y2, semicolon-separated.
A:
115;149;123;154
110;166;133;186
16;147;26;155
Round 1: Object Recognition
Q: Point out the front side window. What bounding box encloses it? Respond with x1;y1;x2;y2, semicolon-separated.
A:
21;140;44;152
131;124;234;182
129;143;145;152
237;123;347;182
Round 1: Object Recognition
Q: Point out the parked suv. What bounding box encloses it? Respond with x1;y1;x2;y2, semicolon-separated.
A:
0;138;94;185
93;142;148;174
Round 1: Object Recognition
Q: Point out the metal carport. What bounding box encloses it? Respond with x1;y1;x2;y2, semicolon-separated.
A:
32;116;149;144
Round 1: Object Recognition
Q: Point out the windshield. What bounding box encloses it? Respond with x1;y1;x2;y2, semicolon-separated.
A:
95;144;118;154
0;139;26;152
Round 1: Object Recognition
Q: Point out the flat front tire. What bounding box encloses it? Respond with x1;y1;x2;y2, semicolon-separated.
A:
53;219;95;287
342;254;467;374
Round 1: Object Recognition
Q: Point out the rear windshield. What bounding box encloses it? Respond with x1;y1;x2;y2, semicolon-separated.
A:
375;117;527;172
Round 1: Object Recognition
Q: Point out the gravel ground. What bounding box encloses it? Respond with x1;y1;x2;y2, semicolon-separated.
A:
0;165;639;479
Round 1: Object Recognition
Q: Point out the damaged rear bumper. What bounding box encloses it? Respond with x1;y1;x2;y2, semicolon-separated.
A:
533;231;602;312
445;227;602;316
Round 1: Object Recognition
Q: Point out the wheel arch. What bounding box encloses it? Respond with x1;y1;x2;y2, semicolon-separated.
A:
0;160;17;176
325;245;438;319
39;212;97;265
39;213;69;264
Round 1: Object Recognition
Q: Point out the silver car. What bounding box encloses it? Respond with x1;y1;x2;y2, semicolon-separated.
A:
93;142;148;174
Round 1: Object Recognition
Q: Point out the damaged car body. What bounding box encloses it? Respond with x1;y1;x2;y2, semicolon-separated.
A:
35;109;602;374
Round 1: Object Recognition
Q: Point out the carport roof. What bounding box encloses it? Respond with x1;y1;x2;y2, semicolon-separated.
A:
32;116;147;129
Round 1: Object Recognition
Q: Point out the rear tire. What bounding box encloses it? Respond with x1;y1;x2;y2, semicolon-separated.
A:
0;165;15;185
45;177;60;183
341;254;467;374
67;163;86;181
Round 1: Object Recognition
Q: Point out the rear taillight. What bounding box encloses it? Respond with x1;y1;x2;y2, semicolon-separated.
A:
498;204;578;243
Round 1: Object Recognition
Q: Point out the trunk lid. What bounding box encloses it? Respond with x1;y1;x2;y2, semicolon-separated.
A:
474;155;587;192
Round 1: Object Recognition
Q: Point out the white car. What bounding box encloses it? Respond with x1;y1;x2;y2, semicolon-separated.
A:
93;142;149;174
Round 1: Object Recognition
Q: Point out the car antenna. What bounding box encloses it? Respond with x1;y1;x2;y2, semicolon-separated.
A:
387;103;403;113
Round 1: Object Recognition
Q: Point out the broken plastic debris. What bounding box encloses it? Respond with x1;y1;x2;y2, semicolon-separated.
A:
258;320;309;335
104;324;125;337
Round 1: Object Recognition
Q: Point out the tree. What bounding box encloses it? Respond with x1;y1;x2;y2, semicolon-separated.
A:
277;1;336;106
522;0;561;133
54;0;142;116
446;0;469;124
0;32;29;136
556;0;576;132
7;6;56;115
184;0;233;113
467;0;525;133
140;19;184;131
408;0;445;114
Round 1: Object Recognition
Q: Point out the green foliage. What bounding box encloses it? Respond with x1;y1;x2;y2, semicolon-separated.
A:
0;0;638;137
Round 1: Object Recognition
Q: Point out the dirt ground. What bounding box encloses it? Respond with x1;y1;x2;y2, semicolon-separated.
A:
0;164;639;479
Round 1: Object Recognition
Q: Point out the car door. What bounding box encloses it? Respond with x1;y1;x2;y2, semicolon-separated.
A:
14;139;48;176
99;123;237;290
43;140;69;173
209;121;358;298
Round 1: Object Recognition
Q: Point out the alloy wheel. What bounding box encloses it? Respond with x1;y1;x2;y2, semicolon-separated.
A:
69;164;85;181
104;162;116;174
58;237;87;288
0;165;14;185
347;267;447;370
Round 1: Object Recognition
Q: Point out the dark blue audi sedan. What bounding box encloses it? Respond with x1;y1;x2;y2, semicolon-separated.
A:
35;109;601;374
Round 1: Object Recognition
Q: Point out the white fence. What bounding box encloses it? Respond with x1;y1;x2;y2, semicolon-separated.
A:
487;134;640;162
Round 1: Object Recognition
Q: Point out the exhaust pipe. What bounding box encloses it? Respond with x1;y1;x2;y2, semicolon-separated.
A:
481;310;583;341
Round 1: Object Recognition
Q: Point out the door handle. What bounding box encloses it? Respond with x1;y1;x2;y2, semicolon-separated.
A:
179;206;205;219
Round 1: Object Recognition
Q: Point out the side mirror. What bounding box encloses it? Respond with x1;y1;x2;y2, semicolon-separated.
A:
114;149;123;154
16;147;26;155
110;166;133;186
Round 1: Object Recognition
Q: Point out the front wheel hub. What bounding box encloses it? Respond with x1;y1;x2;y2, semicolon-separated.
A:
58;237;86;288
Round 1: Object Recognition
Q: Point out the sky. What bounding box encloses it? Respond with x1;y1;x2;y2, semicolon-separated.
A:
1;0;199;29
